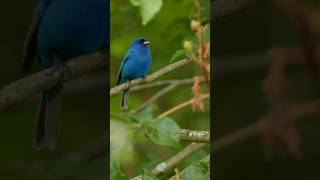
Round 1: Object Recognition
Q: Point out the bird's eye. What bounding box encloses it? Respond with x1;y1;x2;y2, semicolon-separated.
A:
139;39;145;43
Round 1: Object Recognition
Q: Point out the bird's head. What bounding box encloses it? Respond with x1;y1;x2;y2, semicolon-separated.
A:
131;37;150;48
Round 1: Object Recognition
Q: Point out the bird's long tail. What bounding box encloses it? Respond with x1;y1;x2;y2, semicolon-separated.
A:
34;85;62;150
121;88;129;110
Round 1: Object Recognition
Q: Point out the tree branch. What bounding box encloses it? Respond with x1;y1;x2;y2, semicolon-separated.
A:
22;128;208;171
151;142;206;176
180;129;210;143
131;142;206;179
128;78;197;93
128;78;205;113
130;84;177;113
213;0;270;21
15;139;107;171
0;50;106;109
110;59;192;96
168;154;210;180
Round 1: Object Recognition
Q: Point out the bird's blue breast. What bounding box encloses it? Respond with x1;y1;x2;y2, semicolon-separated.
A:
120;48;152;83
36;0;108;69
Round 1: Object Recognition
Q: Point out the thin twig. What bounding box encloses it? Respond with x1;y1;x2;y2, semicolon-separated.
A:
168;154;210;180
180;129;210;143
110;59;192;96
214;99;320;152
127;78;205;113
128;78;198;93
0;50;106;109
130;84;177;113
158;93;210;118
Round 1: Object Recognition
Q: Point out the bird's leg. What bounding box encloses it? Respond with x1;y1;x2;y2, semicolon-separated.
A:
125;80;131;91
53;54;65;88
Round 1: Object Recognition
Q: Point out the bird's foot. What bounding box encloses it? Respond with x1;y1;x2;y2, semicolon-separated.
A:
141;75;149;82
122;104;128;111
53;55;68;87
54;65;64;89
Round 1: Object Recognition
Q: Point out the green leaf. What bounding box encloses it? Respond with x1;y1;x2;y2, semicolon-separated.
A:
203;25;210;43
110;119;136;169
170;49;186;63
130;0;163;25
110;156;125;180
180;160;210;180
111;113;134;124
136;153;163;175
143;117;180;147
142;169;159;180
132;106;154;123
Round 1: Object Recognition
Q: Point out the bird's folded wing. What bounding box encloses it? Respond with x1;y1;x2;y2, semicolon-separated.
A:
21;0;53;73
116;53;130;85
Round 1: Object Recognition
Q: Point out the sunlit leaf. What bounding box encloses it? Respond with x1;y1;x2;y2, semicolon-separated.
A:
132;106;154;123
130;0;163;25
170;49;186;63
143;117;180;147
180;160;210;180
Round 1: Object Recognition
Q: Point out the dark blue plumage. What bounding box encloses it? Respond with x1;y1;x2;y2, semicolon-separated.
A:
22;0;109;150
117;38;152;110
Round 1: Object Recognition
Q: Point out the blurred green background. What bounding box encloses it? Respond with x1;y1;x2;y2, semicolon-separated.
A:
0;1;107;179
110;0;210;179
214;1;320;179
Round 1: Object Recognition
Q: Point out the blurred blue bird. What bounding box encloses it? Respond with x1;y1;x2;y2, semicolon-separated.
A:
117;38;152;110
22;0;109;150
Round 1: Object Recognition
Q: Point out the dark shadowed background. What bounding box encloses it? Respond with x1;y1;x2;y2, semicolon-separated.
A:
214;0;320;179
0;1;107;179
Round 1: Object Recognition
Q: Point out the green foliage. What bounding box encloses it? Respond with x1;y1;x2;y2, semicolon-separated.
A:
142;169;160;180
179;160;210;180
110;0;210;179
130;0;163;25
110;156;125;180
112;106;181;147
143;117;180;147
203;25;210;43
136;153;163;174
110;106;181;179
170;49;186;63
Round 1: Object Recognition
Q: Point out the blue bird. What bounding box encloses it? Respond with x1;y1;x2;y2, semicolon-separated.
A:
22;0;109;150
117;38;152;110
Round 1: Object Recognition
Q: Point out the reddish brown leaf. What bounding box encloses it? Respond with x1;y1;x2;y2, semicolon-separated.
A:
260;108;302;159
263;47;295;106
192;76;205;112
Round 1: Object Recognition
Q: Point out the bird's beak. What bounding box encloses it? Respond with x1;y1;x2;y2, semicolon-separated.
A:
144;40;150;45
